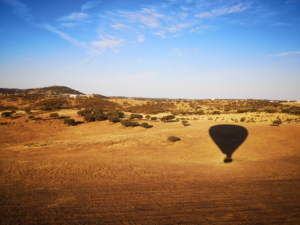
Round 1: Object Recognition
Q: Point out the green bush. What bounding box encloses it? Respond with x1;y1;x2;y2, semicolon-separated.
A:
167;136;180;143
240;117;246;122
151;117;157;121
64;118;75;126
272;119;282;126
108;116;120;123
50;113;59;118
182;120;188;126
121;119;138;127
94;113;106;121
140;122;149;129
84;113;95;122
145;115;151;120
130;114;143;120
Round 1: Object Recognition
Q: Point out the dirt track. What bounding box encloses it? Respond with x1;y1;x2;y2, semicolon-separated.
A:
1;113;300;224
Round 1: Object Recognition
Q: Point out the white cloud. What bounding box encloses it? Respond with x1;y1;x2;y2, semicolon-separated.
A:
41;24;81;46
111;23;127;30
154;31;166;39
136;35;145;42
118;8;166;28
168;23;190;32
272;22;292;26
58;12;89;22
196;3;250;18
3;0;33;23
81;1;101;10
60;23;79;28
169;48;184;57
195;12;212;18
91;35;124;52
267;51;300;57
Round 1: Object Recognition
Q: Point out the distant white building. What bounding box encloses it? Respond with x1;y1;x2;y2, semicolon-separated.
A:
70;94;80;98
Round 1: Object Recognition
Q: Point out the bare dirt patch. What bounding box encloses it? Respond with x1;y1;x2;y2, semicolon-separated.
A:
1;111;300;224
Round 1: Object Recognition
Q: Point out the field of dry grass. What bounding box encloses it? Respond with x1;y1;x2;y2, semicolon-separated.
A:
1;107;300;224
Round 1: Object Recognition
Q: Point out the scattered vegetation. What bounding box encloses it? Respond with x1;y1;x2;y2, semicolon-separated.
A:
167;136;180;143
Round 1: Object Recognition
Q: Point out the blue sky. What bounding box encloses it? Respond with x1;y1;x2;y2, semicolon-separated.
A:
0;0;299;99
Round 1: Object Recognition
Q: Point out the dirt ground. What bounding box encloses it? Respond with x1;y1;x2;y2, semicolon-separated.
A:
1;110;300;224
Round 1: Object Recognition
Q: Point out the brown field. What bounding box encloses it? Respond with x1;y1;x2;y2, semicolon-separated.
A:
1;107;300;224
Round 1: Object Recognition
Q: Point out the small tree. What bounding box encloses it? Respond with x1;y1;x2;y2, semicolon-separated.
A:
151;117;157;121
84;113;94;122
146;115;151;120
140;122;149;129
28;115;35;120
240;117;246;122
64;118;75;126
108;116;120;123
50;113;59;119
273;119;282;126
182;120;188;126
167;136;180;143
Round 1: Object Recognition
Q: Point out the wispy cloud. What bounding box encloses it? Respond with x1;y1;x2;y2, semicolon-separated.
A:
136;35;145;42
3;0;33;23
169;48;184;57
117;8;167;28
81;1;101;10
272;22;292;27
41;24;84;46
111;23;127;30
168;23;190;32
154;31;166;39
268;51;300;57
58;12;89;22
91;35;124;52
60;23;80;28
195;3;251;18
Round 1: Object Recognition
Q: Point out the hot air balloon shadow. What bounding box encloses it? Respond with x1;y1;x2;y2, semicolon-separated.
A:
209;125;248;163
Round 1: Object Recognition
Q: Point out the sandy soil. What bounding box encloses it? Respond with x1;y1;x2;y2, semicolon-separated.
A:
1;111;300;224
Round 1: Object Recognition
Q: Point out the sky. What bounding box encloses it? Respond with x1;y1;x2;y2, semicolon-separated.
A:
0;0;300;100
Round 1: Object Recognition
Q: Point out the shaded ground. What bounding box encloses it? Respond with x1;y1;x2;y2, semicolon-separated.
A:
1;111;300;224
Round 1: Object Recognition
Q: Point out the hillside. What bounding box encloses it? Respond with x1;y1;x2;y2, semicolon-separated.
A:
0;85;84;95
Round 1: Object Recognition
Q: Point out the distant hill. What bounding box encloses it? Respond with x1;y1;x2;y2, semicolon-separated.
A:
0;85;84;95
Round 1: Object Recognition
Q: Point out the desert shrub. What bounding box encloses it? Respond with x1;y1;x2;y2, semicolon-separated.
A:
50;113;59;118
140;122;149;129
265;108;277;113
146;115;151;120
212;111;220;115
28;115;35;120
167;136;180;143
130;114;143;120
84;113;95;122
108;116;120;123
121;119;138;127
182;120;188;126
107;110;119;116
1;111;13;118
160;115;175;122
151;117;157;121
237;109;248;113
64;118;75;126
94;113;106;121
240;117;246;122
282;109;291;113
272;119;282;126
77;109;92;116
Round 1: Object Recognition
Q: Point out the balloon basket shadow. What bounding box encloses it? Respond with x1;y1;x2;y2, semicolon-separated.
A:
224;157;233;163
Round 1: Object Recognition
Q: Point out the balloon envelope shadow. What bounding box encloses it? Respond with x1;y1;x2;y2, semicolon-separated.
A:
209;125;248;163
